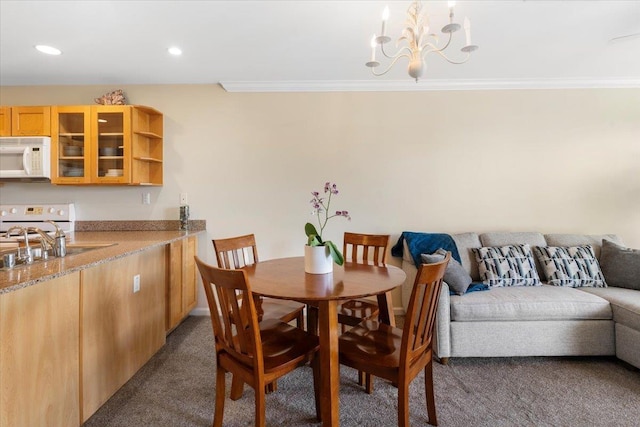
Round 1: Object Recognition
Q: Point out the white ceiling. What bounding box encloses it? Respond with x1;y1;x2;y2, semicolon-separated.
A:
1;0;639;92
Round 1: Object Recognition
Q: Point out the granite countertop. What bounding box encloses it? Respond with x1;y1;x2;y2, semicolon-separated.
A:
0;229;204;294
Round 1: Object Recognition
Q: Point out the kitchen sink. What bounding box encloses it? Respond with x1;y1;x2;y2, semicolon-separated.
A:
1;243;117;270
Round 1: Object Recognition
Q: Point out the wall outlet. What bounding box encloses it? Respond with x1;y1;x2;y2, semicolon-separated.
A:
133;274;141;293
180;193;188;205
142;192;151;205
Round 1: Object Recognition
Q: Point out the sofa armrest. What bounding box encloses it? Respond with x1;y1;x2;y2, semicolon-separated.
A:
435;281;451;359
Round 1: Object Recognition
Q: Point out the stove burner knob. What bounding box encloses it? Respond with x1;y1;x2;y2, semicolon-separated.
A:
58;209;65;216
48;207;56;214
0;210;6;217
9;208;17;214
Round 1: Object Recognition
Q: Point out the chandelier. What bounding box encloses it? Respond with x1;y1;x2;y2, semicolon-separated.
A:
366;1;478;82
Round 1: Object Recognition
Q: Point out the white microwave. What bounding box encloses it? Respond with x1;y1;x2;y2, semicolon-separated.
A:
0;137;51;181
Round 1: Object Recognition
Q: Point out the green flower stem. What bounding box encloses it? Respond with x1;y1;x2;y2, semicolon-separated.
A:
317;191;338;240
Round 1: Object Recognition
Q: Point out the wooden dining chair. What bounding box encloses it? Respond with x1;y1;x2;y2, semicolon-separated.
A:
337;232;391;330
195;256;321;427
338;252;450;427
212;233;306;396
212;234;305;328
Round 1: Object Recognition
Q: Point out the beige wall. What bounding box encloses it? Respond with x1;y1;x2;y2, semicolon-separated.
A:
1;85;639;312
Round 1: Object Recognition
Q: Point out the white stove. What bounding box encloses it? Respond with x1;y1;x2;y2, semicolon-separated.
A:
0;203;76;240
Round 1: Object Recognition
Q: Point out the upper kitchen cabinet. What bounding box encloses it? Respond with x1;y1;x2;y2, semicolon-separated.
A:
0;107;11;136
0;106;51;136
51;105;163;185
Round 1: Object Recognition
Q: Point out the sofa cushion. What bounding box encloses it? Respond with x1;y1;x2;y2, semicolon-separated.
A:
451;233;482;281
472;244;541;287
599;240;640;290
480;232;547;248
578;287;640;330
543;234;622;259
450;285;613;322
421;249;472;295
535;245;606;287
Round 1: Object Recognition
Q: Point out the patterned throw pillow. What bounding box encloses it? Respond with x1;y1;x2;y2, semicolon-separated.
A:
472;244;541;287
534;245;606;287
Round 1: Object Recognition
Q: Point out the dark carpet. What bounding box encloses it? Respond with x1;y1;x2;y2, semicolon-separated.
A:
84;316;640;427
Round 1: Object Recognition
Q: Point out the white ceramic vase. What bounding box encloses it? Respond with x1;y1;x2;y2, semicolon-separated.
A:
304;245;333;274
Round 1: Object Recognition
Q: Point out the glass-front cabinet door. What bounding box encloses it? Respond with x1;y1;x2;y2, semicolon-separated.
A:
92;106;131;184
51;105;162;186
51;106;92;183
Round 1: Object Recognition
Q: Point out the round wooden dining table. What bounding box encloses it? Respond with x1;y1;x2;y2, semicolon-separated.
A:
243;256;407;427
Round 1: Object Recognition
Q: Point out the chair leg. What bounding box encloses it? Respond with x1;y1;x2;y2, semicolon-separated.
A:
230;375;244;400
213;364;226;427
307;305;318;335
424;361;438;426
365;373;374;394
438;357;449;365
266;381;277;393
398;378;410;427
255;380;266;427
296;310;304;330
311;354;322;422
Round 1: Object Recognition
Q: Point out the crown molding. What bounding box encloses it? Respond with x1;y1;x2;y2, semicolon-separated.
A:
219;78;640;93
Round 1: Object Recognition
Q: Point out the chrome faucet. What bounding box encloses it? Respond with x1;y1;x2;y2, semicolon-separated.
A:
26;227;55;259
26;220;67;258
46;220;67;257
5;226;33;264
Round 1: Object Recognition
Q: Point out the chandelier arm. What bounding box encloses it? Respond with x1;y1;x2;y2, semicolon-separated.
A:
427;49;472;65
421;32;454;56
380;42;412;60
438;31;455;52
371;53;412;76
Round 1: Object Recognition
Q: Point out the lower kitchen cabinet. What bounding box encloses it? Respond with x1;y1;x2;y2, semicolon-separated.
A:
0;272;81;427
166;235;198;332
0;235;198;426
80;245;166;422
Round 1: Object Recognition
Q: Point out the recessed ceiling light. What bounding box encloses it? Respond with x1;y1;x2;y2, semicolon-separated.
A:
168;47;182;56
35;45;62;55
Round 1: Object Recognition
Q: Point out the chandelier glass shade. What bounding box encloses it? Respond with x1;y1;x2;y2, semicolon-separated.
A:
366;1;479;81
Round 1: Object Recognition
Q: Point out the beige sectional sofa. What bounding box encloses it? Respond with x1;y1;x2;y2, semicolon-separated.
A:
398;232;640;368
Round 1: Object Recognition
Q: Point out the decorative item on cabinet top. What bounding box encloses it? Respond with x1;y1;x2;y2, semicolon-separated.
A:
94;89;126;105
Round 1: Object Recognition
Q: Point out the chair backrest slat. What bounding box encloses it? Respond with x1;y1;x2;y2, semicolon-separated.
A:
343;232;390;265
213;233;259;269
401;252;450;366
196;256;262;369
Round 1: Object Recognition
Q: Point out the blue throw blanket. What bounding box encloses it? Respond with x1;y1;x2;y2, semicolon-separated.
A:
452;282;489;295
391;231;462;267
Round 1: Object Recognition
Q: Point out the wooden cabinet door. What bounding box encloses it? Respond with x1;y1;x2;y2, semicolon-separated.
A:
166;236;198;332
0;272;81;427
81;246;166;422
183;236;198;313
0;107;10;136
51;106;92;184
91;105;131;184
11;106;51;136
